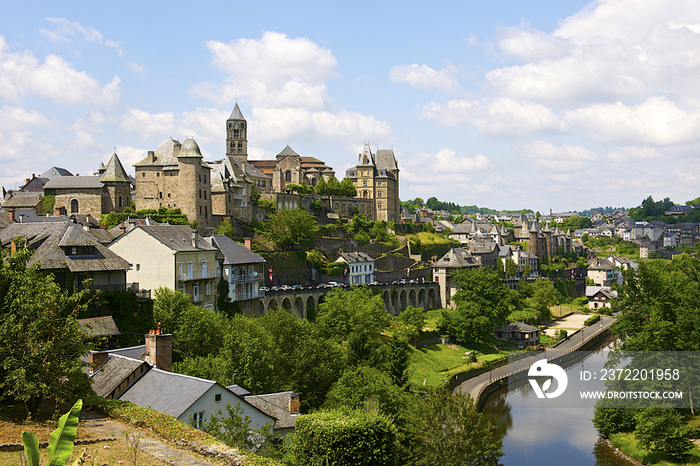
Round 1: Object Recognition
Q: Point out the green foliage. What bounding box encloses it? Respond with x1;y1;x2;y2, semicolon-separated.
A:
339;177;357;197
42;194;56;215
305;249;326;269
584;314;600;326
285;183;313;195
319;223;337;237
97;288;154;347
408;389;503;466
397;306;426;333
314;177;328;195
257;198;276;212
214;219;237;238
22;399;82;466
195;401;273;452
0;245;93;418
628;195;675;221
251;185;261;201
263;208;319;249
293;409;398;466
634;408;694;460
505;258;517;277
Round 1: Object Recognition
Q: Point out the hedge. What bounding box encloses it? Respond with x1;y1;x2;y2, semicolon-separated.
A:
584;314;601;326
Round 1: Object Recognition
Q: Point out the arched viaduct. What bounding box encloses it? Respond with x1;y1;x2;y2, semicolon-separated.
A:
257;282;441;319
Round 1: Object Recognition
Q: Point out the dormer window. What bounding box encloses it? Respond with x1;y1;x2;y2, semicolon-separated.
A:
66;246;94;256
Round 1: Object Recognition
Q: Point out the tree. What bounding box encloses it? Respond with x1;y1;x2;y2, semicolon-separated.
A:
408;390;503;466
326;177;342;196
0;243;94;418
340;177;357;197
195;401;273;452
505;258;517;277
315;177;328;195
214;219;236;238
523;262;532;277
286;183;313;195
264;208;319;249
634;408;694;461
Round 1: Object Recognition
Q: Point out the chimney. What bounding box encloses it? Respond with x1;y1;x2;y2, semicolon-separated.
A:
147;151;155;163
9;210;15;222
32;174;35;179
25;178;30;186
288;393;300;414
120;221;126;235
55;206;66;216
192;230;199;248
173;140;181;157
89;351;110;371
244;237;252;250
18;214;24;223
144;323;173;371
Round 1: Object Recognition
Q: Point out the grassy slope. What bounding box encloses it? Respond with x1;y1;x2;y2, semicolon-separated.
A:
610;432;700;466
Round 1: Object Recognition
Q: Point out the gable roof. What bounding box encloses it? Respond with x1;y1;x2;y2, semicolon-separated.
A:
433;248;481;268
0;221;130;272
119;225;218;253
43;176;104;189
243;392;299;430
99;153;131;183
91;354;148;398
134;139;180;167
207;234;265;265
585;286;618;299
495;322;540;333
79;316;120;337
334;251;374;264
39;167;74;179
277;145;300;158
2;191;43;208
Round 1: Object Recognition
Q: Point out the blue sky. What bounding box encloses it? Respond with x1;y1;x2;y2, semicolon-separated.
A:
2;0;699;213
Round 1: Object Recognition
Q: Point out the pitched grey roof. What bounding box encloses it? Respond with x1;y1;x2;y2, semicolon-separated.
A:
0;221;130;272
433;248;481;268
44;176;103;189
276;145;300;158
2;191;43;208
99;153;130;183
135;225;217;252
119;367;217;418
208;234;265;265
229;103;245;120
91;354;148;398
134;139;180;167
585;286;618;299
244;392;298;430
226;384;252;397
39;167;73;179
375;149;398;171
335;251;374;264
108;345;146;360
495;322;540;333
79;316;120;337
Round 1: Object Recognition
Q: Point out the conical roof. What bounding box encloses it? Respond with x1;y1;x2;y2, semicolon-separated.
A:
276;145;300;157
229;103;245;120
178;138;203;158
99;153;130;183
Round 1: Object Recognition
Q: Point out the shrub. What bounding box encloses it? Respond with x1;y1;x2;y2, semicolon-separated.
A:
584;315;600;326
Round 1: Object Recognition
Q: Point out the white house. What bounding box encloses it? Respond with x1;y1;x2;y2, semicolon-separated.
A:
333;251;375;284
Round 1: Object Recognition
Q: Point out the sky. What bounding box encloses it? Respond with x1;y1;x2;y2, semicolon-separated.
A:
2;0;700;213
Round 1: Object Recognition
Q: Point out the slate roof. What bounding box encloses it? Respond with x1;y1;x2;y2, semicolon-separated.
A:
79;316;120;337
495;322;540;333
335;251;374;264
244;392;298;430
585;286;618;300
108;345;146;360
277;145;300;158
229;103;245;120
99;153;131;183
134;139;180;167
375;149;398;171
43;176;104;189
40;167;74;179
178;138;203;159
589;258;614;270
119;367;218;418
207;234;265;265
120;225;218;253
91;354;148;398
433;248;481;268
226;384;252;397
0;222;130;272
2;192;43;208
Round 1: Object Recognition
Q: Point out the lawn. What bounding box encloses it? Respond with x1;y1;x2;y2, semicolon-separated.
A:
408;339;511;389
610;432;700;466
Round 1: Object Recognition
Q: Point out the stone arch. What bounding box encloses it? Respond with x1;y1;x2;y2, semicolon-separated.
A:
418;289;426;308
340;203;347;217
282;297;292;310
391;288;399;311
258;300;265;314
409;289;417;307
294;297;304;318
399;289;407;310
70;199;79;213
383;290;392;315
363;191;368;199
268;299;278;311
306;296;316;320
428;288;437;309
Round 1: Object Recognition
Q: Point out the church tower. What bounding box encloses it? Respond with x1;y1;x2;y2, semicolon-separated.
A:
226;103;248;162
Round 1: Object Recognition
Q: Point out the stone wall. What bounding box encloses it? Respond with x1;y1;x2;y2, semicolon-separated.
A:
55;188;103;218
314;236;358;258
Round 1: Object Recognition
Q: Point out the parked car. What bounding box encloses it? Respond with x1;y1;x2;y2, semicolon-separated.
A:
259;286;270;292
291;284;302;290
316;283;328;288
279;285;292;290
328;281;341;287
270;286;281;291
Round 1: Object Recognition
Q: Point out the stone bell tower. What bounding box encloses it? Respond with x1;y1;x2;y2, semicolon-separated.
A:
226;103;248;163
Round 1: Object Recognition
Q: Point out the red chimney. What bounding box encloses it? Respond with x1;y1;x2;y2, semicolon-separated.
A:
9;210;15;222
144;323;173;371
244;237;252;250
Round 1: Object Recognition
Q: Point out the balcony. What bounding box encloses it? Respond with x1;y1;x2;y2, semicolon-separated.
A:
229;274;261;284
233;292;261;301
179;270;219;282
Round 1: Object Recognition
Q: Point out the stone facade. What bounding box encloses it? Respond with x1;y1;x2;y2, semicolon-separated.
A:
134;139;213;234
249;145;335;193
345;143;400;222
513;221;572;261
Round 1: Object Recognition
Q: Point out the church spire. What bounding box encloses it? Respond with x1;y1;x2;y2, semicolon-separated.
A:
226;103;248;162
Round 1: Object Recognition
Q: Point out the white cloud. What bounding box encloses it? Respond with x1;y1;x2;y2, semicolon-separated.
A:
389;63;458;92
401;148;490;187
128;61;145;74
110;145;148;172
0;106;52;186
0;36;120;106
498;25;571;61
519;141;598;173
40;17;125;57
421;98;564;136
607;146;662;162
121;107;229;144
564;96;700;145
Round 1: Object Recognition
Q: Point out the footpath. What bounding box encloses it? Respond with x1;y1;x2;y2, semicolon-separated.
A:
80;412;221;466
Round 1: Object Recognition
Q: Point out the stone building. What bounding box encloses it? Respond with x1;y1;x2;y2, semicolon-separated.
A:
134;138;212;234
345;143;400;222
43;153;131;219
248;145;335;193
513;220;572;261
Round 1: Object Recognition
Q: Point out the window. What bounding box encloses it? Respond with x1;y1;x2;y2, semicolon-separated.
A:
199;189;202;198
198;174;201;182
378;191;382;198
202;260;207;277
378;202;383;210
203;174;206;183
136;264;140;271
157;172;160;177
193;411;205;429
187;261;193;280
70;199;79;213
205;206;208;218
234;128;240;138
362;180;367;187
285;170;292;182
204;191;207;200
215;393;222;402
142;172;145;177
179;261;183;280
118;196;123;208
206;282;211;296
193;283;200;300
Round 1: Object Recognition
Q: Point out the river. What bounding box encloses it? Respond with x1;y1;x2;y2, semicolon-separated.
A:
481;341;635;466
